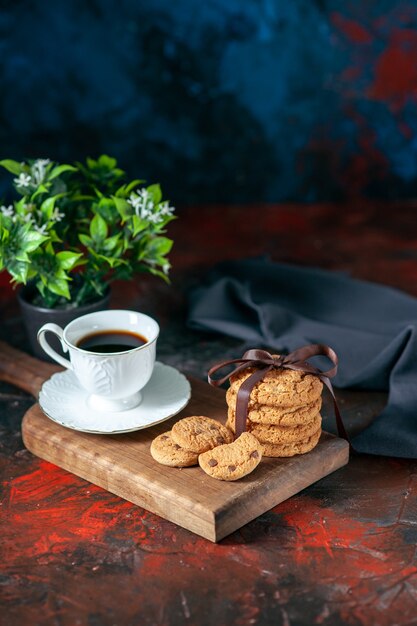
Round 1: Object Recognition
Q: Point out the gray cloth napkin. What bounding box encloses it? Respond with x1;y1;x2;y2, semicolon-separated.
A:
188;258;417;458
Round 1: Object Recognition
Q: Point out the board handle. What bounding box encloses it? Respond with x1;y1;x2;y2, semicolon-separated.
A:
0;340;60;397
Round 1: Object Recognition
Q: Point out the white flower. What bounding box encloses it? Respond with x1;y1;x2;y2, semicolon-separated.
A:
138;189;149;201
148;213;163;224
31;159;50;184
162;263;170;275
23;213;34;223
159;201;175;216
51;207;64;222
127;190;154;220
127;193;141;210
0;204;14;217
33;223;48;236
127;189;174;225
14;173;32;188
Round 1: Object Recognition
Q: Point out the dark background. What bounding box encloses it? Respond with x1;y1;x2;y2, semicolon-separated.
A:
1;0;417;205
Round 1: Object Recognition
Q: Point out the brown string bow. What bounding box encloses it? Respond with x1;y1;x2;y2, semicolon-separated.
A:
208;344;349;444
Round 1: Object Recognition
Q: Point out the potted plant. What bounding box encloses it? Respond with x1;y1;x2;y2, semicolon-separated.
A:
0;155;175;359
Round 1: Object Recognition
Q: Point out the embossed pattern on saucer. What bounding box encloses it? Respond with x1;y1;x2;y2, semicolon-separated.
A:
39;362;191;434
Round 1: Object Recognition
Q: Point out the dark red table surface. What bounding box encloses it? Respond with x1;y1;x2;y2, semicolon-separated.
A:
1;203;416;626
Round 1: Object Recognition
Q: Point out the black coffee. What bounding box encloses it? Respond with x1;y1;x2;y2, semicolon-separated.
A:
77;330;147;353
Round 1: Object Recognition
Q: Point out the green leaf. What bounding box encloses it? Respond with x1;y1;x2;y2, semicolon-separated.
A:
21;229;48;253
96;197;119;223
8;260;29;283
13;197;26;214
0;159;22;175
115;179;146;197
26;265;37;280
147;183;162;204
40;196;57;219
107;257;125;268
48;164;77;180
32;184;50;200
88;278;106;296
103;233;121;252
79;233;93;247
40;194;65;219
132;215;147;236
49;231;63;244
36;279;46;297
92;253;124;269
149;236;173;256
56;251;84;270
71;194;96;202
15;251;29;263
47;277;70;299
98;154;117;169
112;196;130;220
74;161;90;178
90;213;108;240
136;246;148;261
125;179;146;194
147;266;170;283
1;219;10;239
55;268;70;280
112;264;133;281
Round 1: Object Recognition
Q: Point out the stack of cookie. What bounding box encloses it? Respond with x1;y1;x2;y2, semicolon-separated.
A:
150;416;263;481
226;364;323;457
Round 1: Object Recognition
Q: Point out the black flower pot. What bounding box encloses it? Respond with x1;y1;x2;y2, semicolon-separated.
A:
18;283;110;362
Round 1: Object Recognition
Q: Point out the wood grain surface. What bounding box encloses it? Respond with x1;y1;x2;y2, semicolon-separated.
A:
0;341;349;541
0;340;59;396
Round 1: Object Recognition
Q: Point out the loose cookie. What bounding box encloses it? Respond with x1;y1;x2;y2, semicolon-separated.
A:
198;432;263;481
150;431;199;467
261;428;321;458
229;365;323;408
226;412;322;444
171;416;233;454
226;390;322;426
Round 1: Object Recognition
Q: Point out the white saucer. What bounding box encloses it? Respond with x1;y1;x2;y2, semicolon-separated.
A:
38;362;191;434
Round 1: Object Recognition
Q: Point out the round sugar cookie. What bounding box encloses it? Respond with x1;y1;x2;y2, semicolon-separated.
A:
226;390;322;426
150;431;199;467
229;366;323;408
226;412;322;445
260;429;322;458
171;416;234;454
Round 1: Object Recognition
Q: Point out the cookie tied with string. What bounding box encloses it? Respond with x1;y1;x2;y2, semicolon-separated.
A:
208;344;349;458
229;358;323;408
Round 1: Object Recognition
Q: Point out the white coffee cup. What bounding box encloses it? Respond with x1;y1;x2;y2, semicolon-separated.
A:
37;310;159;412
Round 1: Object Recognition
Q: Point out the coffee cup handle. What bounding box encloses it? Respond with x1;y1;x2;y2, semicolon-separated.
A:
37;323;73;370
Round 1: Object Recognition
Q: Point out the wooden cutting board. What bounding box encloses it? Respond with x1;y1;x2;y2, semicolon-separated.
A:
0;341;349;542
